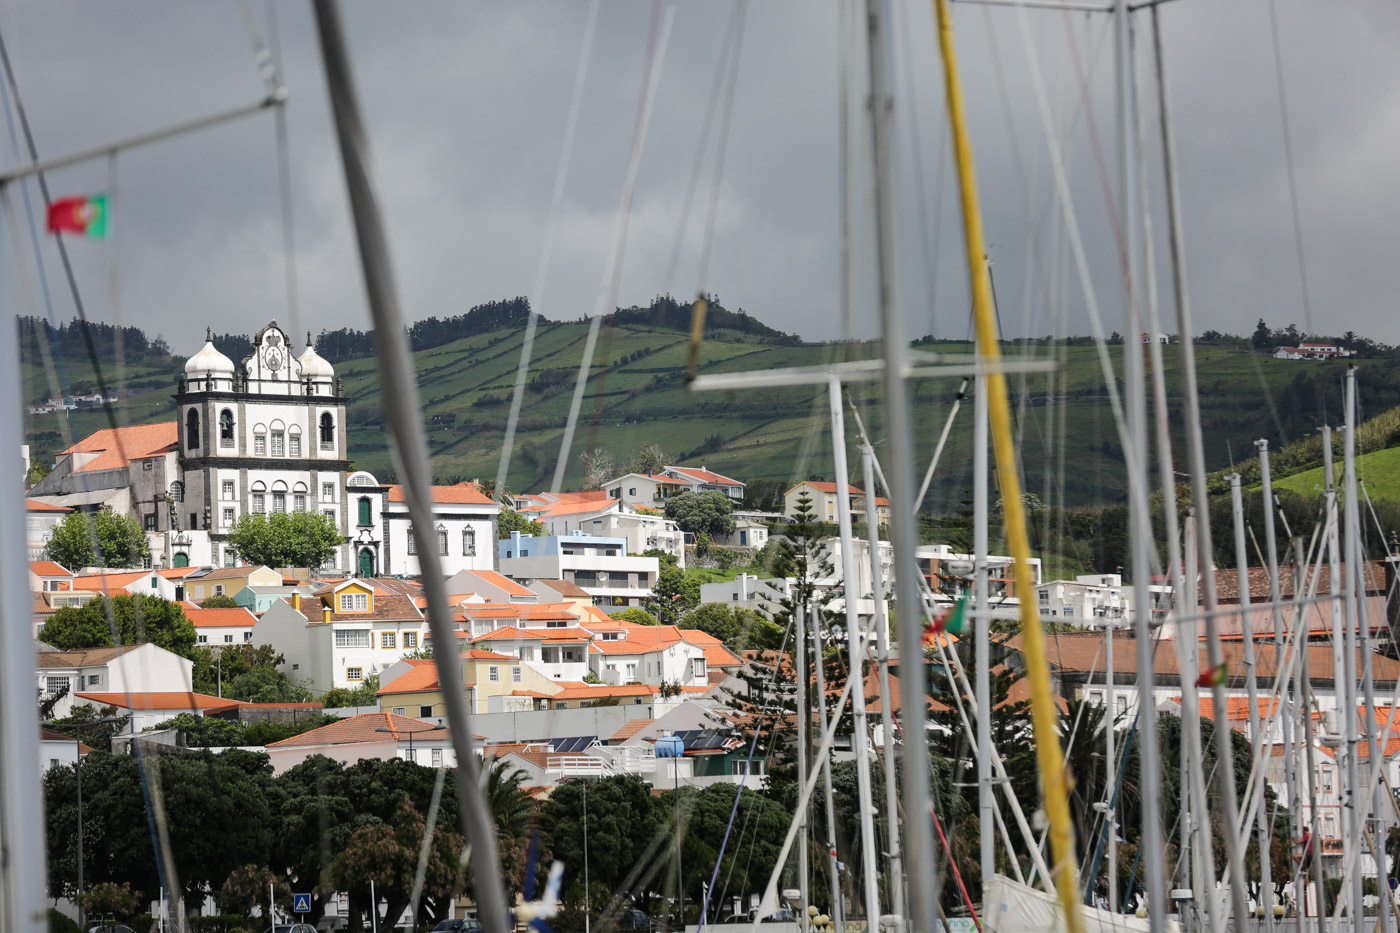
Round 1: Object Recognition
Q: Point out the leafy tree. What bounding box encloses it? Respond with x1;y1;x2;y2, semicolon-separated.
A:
44;704;130;752
1253;318;1273;348
226;512;345;569
541;776;663;909
482;758;536;890
320;675;380;710
192;643;309;701
219;863;290;919
664;491;735;539
40;594;197;658
152;712;246;747
79;881;142;924
646;562;700;624
27;458;52;487
657;784;792;908
608;607;658;626
498;506;546;540
680;603;742;644
200;594;240;608
44;509;149;569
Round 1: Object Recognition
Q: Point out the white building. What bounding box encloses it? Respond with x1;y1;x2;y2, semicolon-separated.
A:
576;509;686;566
187;606;259;647
498;532;659;609
252;578;428;692
698;573;794;620
37;643;193;718
343;472;500;579
783;480;890;527
26;500;71;559
1034;574;1128;626
585;621;715;688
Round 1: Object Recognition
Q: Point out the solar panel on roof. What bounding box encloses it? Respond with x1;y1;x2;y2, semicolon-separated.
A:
548;735;597;753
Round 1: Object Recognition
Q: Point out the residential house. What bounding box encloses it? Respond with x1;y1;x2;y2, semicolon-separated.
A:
251;578;428;691
29;560;73;593
584;620;741;689
156;566;203;602
711;518;769;549
187;606;259;647
661;465;746;502
37;643;193;718
39;729;92;774
343;472;500;578
472;627;593;682
1141;332;1170;344
444;568;539;604
1273;343;1351;361
26;499;71;559
783;480;889;527
378;649;565;716
1033;574;1128;626
919;543;1042;604
184;565;283;603
71;569;183;601
698;574;793;621
264;711;460;774
498;532;659;609
601;473;693;508
69;691;242;731
526;578;594;613
577;509;686;566
512;490;625;536
26;422;180;530
234;583;317;614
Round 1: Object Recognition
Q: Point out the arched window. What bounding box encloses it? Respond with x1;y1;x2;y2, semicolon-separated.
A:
185;409;200;450
219;409;234;445
462;527;476;556
319;413;335;449
359;548;375;578
358;497;372;526
169;481;184;503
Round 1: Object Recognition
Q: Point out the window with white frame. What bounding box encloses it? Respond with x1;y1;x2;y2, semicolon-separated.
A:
334;629;371;648
520;646;534;661
512;666;522;683
252;494;265;514
224;634;234;643
407;533;417;555
692;658;706;679
431;748;443;768
273;492;286;513
271;432;284;457
381;632;396;649
87;674;100;686
403;632;418;648
346;667;363;682
462;527;476;556
198;634;208;644
294;494;306;512
488;665;499;683
223;507;234;526
338;593;369;612
289;435;301;457
213;585;225;596
436;528;448;555
45;676;69;695
223;548;235;568
322;482;335;502
254;434;266;456
222;480;234;498
392;706;406;716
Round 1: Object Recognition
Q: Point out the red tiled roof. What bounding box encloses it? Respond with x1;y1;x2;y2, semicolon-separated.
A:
466;648;516;660
788;481;867;495
157;567;202;579
71;571;152;593
267;711;450;748
461;569;534;597
533;579;592;598
30;561;72;577
1213;561;1387;602
384;483;497;505
378;660;441;695
667;465;743;486
25;500;71;512
298;592;423;624
185;607;257;629
550;684;659;700
61;422;178;474
608;718;655;742
74;691;240;713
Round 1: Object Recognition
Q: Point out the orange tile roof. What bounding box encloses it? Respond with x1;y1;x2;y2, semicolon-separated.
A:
608;718;655;742
463;569;534;597
266;711;449;748
378;660;441;695
532;579;592;598
72;571;152;593
550;684;660;700
385;483;497;505
25;499;71;512
789;481;867;495
462;604;526;618
466;648;516;660
532;499;622;518
74;691;241;713
61;422;178;474
1168;695;1283;722
675;628;744;667
185;607;257;628
667;465;743;486
157;567;202;579
30;561;72;577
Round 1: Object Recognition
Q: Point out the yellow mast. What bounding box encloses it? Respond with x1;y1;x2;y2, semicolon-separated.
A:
929;3;1084;932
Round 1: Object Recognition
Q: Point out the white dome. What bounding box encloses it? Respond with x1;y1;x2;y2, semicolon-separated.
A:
184;329;235;377
297;333;335;380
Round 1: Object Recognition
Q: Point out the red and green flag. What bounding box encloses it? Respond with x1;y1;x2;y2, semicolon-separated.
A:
46;194;107;238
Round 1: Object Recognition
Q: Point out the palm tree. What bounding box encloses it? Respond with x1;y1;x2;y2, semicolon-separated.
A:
483;757;536;892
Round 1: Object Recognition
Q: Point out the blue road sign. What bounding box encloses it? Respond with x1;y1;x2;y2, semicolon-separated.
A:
293;893;312;914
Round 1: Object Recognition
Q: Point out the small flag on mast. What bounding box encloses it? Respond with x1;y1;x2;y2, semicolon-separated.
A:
46;194;108;238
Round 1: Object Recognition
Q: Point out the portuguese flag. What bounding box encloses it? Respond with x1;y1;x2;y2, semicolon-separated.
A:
46;194;108;238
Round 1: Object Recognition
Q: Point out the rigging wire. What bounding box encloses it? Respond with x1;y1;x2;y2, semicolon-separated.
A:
1264;0;1314;338
264;0;303;341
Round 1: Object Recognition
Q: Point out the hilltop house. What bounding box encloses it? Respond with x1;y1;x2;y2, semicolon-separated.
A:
498;532;659;609
783;480;890;527
37;643;193;718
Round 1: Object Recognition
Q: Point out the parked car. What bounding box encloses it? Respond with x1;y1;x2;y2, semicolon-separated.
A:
614;909;668;933
271;925;316;933
88;926;134;933
432;921;483;933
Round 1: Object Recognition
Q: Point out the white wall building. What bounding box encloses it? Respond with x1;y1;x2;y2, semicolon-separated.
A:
498;532;659;609
36;643;193;718
1034;574;1128;626
343;472;499;579
577;509;686;566
698;573;794;620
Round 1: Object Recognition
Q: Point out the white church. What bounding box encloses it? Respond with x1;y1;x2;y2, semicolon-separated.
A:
28;321;499;577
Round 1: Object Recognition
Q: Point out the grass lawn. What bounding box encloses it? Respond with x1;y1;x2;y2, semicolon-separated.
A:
1272;444;1400;503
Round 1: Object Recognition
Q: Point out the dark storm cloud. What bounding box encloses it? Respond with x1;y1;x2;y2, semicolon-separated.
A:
2;1;1397;355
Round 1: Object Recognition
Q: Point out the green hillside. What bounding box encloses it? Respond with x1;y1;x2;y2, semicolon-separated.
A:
24;316;1400;509
1272;445;1400;502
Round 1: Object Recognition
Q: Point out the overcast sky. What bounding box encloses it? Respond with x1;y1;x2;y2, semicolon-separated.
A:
3;0;1398;354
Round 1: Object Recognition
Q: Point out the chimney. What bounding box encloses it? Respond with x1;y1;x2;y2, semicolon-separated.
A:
323;604;332;625
293;592;301;611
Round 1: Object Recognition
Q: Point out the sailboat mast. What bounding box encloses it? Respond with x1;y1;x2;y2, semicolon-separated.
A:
796;582;811;928
1231;474;1275;930
810;603;846;933
865;444;905;926
974;369;994;891
861;2;939;930
827;378;882;929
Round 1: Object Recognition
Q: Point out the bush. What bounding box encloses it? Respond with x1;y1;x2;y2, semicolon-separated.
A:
48;908;80;933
